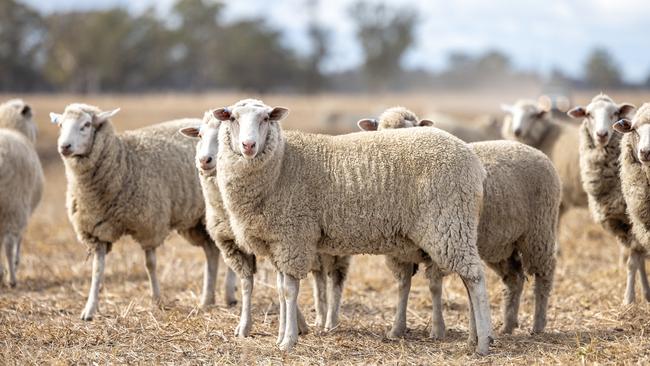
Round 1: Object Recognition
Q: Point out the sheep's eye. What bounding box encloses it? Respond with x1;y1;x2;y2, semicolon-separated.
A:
81;121;91;130
263;116;270;122
229;116;235;122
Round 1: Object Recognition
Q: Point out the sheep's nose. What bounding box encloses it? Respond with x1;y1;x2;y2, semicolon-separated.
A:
242;141;256;155
199;156;214;169
640;148;650;162
596;131;608;138
60;144;72;156
513;128;522;137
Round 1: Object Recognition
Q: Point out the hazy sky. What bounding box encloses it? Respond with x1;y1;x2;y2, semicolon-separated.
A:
21;0;650;82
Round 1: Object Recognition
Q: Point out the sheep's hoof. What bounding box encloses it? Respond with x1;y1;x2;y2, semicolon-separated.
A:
8;280;16;288
225;298;238;307
80;309;94;321
276;332;285;346
499;323;517;335
386;327;406;339
314;316;325;329
234;321;251;338
297;318;310;335
473;335;493;356
622;296;634;306
200;298;215;309
429;324;446;340
278;336;297;352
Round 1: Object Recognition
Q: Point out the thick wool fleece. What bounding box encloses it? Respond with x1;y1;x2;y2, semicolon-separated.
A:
502;102;586;213
619;105;650;252
217;123;487;281
0;99;36;143
63;108;207;252
0;129;43;237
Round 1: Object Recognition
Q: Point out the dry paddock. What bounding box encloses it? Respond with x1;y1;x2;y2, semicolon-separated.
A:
1;92;650;365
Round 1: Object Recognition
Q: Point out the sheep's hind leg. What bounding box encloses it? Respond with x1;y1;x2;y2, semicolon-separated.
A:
325;255;348;331
489;253;525;335
532;271;553;334
235;274;254;338
276;272;286;345
425;264;446;339
279;273;301;352
624;251;639;305
311;267;327;328
224;265;238;306
387;261;412;339
199;242;219;307
80;242;108;320
635;251;650;302
3;234;19;288
144;248;161;304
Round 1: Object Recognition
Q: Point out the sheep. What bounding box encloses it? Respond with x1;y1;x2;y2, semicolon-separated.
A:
612;103;650;303
359;107;560;339
207;99;493;354
0;99;43;287
49;103;237;320
500;99;587;222
567;94;646;304
179;112;350;337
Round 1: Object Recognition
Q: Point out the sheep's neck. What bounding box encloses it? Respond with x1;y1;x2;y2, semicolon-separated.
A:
580;123;622;199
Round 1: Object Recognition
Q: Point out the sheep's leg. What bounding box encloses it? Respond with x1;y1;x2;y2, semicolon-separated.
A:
463;280;477;346
13;236;21;269
80;242;107;321
144;248;161;304
0;235;5;285
200;242;219;308
324;257;347;331
635;251;650;302
624;251;639;305
276;272;286;345
461;273;493;356
311;269;327;328
425;264;446;339
387;262;412;339
3;234;18;288
235;274;254;338
297;304;310;335
279;273;300;352
532;271;553;334
490;254;525;335
224;265;238;306
619;246;629;270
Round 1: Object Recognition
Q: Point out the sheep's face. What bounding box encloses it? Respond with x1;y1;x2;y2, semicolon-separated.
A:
180;113;220;173
568;98;635;147
0;99;36;143
50;107;119;157
501;103;548;141
614;117;650;164
213;100;288;159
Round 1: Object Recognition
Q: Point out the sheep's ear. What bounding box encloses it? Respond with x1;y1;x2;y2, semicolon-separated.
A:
180;126;201;138
613;118;633;133
618;103;636;118
418;119;434;127
213;108;231;121
357;118;378;131
21;104;32;117
534;109;547;119
567;106;586;119
49;112;62;125
269;107;289;121
500;104;513;114
93;108;120;126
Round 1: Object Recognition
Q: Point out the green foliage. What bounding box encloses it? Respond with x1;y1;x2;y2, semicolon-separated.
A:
584;48;622;89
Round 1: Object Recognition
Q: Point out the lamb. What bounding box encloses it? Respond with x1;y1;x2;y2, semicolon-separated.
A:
180;112;350;337
567;94;646;304
612;103;650;302
0;99;43;287
208;99;493;354
49;103;237;320
359;107;560;339
500;99;587;222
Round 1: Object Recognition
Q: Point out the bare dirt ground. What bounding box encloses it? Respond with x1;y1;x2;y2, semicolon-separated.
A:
1;92;650;365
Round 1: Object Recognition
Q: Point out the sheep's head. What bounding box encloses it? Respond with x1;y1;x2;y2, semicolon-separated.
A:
50;104;119;157
500;100;550;143
180;111;220;173
614;103;650;164
211;99;288;159
0;99;36;143
568;94;635;147
357;106;433;131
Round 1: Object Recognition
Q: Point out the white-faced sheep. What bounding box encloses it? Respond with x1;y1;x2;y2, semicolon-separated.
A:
49;103;236;320
180;112;350;337
359;107;560;339
612;103;650;302
567;94;645;304
0;99;43;287
208;99;493;354
501;100;587;221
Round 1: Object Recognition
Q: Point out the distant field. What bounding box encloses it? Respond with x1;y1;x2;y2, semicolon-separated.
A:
1;92;650;364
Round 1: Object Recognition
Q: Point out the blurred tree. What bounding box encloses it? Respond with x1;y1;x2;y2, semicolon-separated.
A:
0;0;46;91
584;48;622;89
348;1;418;90
302;0;329;92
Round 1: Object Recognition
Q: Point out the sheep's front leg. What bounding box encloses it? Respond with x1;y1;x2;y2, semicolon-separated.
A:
224;266;238;306
636;251;650;302
279;273;300;352
81;242;108;320
387;262;412;338
461;273;493;356
144;248;161;304
200;242;220;307
311;269;327;328
624;251;639;305
3;234;19;288
276;272;286;345
235;274;254;337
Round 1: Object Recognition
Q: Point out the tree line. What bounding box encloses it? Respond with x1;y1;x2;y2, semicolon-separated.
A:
0;0;641;93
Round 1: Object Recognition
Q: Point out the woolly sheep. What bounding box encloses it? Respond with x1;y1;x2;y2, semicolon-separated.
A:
501;99;587;221
0;99;43;287
208;99;493;354
612;103;650;302
568;94;646;304
49;103;236;320
180;112;350;337
359;107;560;338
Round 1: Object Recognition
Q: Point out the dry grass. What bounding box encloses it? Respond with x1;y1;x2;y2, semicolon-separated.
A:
1;92;650;365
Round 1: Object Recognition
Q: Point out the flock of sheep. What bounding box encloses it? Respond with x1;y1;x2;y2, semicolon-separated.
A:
0;93;648;356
